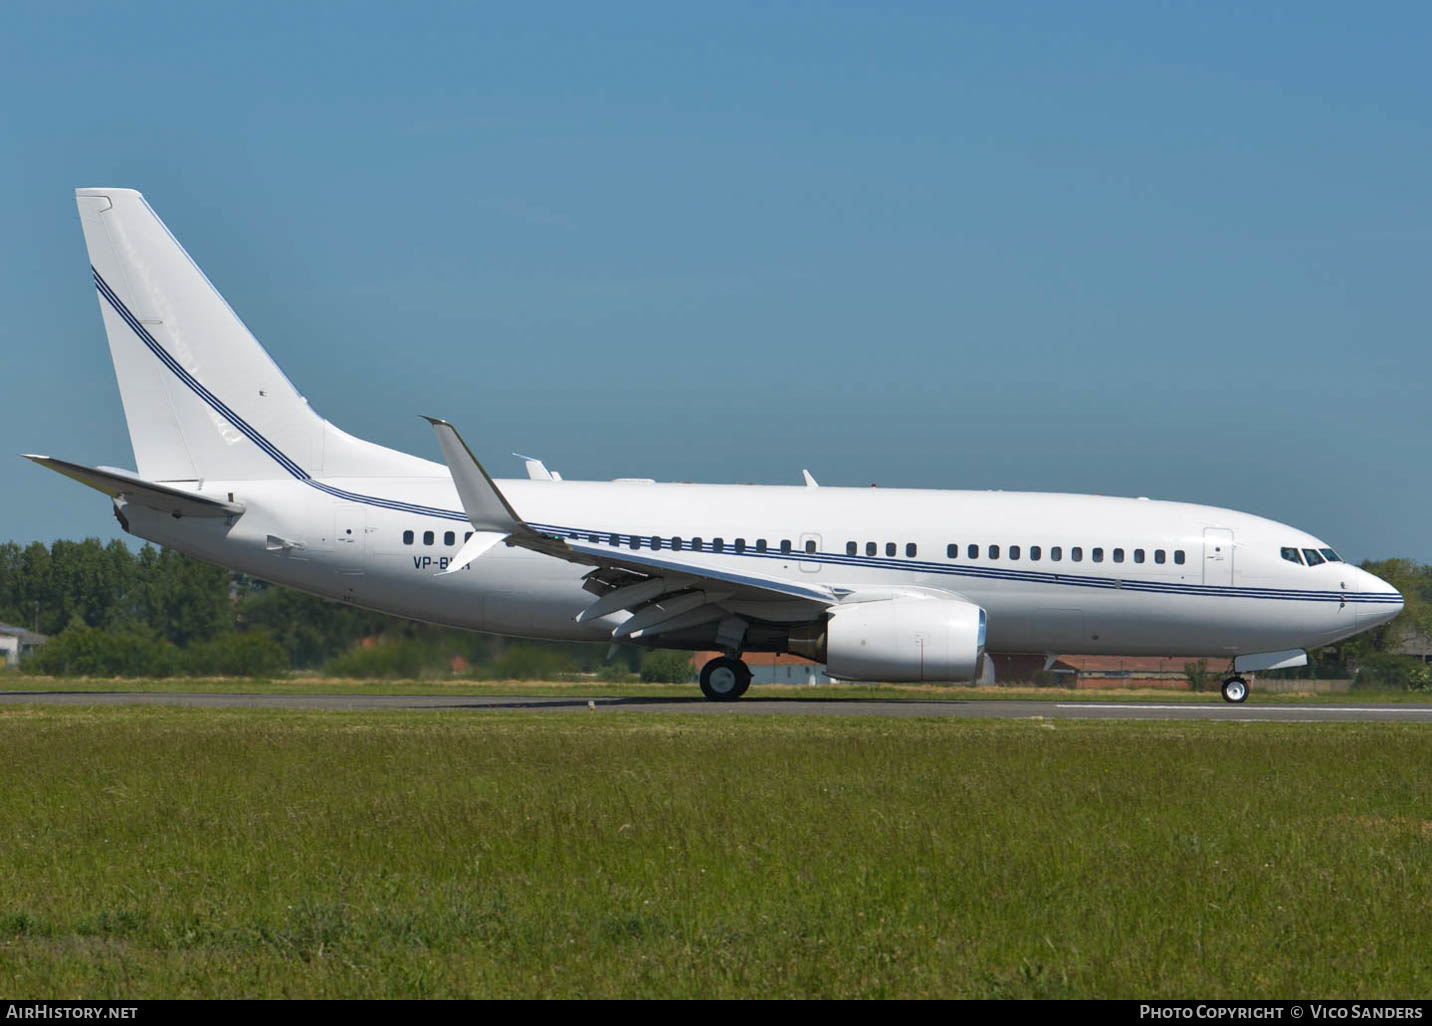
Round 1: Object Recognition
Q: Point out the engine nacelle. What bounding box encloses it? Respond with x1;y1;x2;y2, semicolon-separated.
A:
824;597;986;682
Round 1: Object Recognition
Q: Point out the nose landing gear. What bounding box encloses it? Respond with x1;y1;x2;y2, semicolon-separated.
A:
699;655;752;701
1221;675;1249;704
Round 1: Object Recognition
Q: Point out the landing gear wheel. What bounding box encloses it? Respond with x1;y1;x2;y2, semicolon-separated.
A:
699;656;752;701
1221;676;1249;704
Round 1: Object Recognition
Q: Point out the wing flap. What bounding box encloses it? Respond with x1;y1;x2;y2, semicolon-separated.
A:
424;419;838;628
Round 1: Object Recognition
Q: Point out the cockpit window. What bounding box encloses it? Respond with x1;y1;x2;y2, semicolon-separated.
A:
1281;547;1303;565
1319;548;1342;563
1302;548;1326;567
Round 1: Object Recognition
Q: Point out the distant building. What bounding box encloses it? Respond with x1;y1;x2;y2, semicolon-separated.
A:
1049;655;1209;689
0;623;47;667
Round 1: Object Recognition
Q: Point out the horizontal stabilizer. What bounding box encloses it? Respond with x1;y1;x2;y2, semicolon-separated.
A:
24;455;245;518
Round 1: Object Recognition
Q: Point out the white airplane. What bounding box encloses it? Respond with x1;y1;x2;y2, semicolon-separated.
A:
26;188;1404;703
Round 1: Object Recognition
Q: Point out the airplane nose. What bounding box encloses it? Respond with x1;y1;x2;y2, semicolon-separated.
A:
1356;568;1404;628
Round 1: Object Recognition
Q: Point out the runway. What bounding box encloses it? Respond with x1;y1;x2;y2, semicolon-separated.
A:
4;690;1432;721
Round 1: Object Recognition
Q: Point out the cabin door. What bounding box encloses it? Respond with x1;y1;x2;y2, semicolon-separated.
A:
331;502;368;583
1203;528;1234;586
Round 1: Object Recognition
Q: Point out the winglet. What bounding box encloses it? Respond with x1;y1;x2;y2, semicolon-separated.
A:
513;452;555;481
426;419;591;571
424;417;527;534
802;469;819;488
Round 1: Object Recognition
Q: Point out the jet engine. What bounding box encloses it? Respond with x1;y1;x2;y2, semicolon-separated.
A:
791;597;987;682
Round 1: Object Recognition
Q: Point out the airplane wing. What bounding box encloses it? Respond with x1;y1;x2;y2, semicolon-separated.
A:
24;455;246;518
425;418;837;639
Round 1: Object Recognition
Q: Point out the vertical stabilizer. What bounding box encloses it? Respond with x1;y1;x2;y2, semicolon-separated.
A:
76;188;324;481
74;188;432;482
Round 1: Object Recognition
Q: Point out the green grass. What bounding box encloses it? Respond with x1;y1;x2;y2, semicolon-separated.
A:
1;706;1430;997
4;673;1431;704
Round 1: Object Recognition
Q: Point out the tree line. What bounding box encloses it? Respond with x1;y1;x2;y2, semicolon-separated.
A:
1278;558;1431;688
0;538;683;679
1;539;1427;684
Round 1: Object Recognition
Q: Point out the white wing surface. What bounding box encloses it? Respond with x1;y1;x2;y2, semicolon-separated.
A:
425;418;837;639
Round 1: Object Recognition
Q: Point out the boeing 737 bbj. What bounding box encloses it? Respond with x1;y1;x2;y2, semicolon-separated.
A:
25;189;1404;702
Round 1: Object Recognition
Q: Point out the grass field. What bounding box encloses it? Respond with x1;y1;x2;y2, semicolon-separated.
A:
2;706;1430;998
5;672;1431;704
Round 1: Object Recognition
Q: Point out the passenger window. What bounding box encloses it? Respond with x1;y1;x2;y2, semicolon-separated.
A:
1009;545;1020;560
968;544;979;559
1155;550;1166;564
847;541;857;556
989;544;1000;560
1092;548;1103;563
885;542;896;557
805;540;817;554
671;537;683;551
692;537;703;551
629;535;641;549
735;538;746;553
867;542;878;556
1134;549;1145;564
608;534;620;547
588;534;599;544
423;530;434;546
1051;546;1062;561
1302;548;1326;567
1071;547;1082;562
713;538;724;553
1030;545;1041;561
1281;547;1303;564
906;543;917;558
651;537;662;551
1174;550;1185;565
465;532;473;542
756;539;768;553
947;543;958;559
781;540;792;555
402;530;414;545
444;531;455;546
1112;548;1124;563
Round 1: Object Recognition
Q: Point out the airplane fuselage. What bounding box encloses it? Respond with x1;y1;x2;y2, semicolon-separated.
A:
118;471;1399;663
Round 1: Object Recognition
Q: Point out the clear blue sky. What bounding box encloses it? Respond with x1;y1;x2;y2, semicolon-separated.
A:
2;2;1428;562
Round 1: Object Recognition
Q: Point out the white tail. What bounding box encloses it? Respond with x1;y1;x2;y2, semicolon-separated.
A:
75;188;431;483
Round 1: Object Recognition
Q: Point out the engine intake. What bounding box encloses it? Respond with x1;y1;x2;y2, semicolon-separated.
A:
799;597;987;683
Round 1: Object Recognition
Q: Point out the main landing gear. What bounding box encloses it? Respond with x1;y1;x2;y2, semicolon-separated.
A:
1221;675;1249;704
699;655;752;702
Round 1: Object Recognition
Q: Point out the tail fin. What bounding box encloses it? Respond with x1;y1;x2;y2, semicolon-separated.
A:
75;188;427;482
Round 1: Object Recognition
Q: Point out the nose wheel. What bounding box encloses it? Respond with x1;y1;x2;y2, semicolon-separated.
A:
699;656;752;701
1221;675;1249;704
